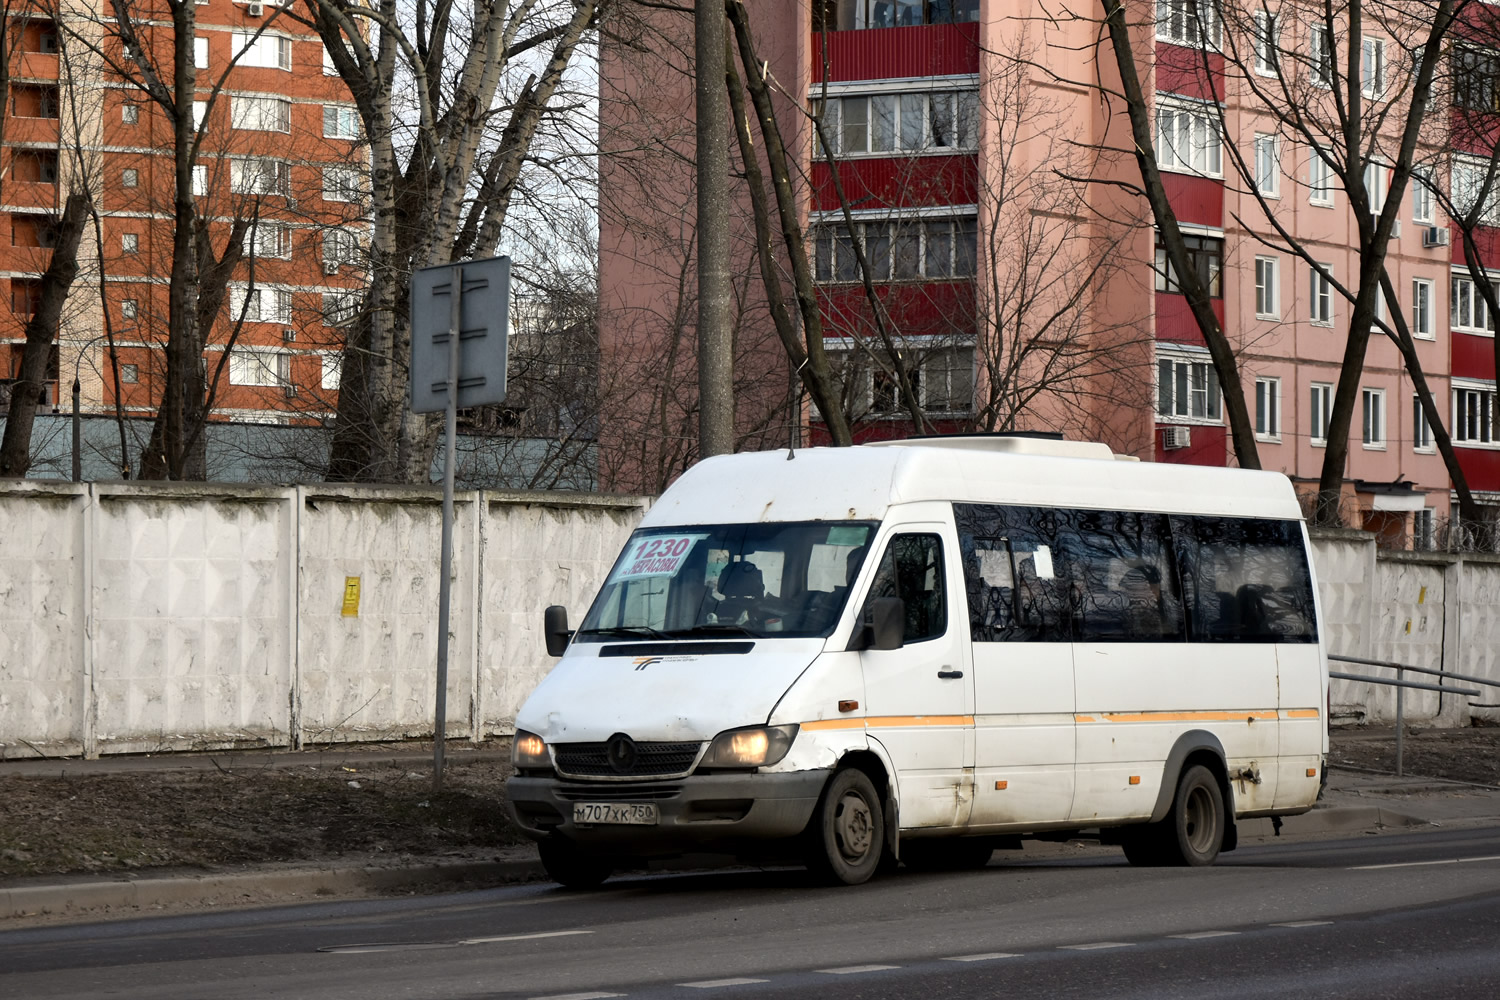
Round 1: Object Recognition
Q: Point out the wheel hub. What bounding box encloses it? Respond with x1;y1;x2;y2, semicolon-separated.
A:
833;791;874;861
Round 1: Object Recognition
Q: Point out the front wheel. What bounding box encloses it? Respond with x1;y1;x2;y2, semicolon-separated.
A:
806;768;885;885
538;838;613;889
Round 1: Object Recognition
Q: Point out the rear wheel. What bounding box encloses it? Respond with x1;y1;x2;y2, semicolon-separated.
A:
806;768;885;885
538;838;613;889
1120;764;1225;868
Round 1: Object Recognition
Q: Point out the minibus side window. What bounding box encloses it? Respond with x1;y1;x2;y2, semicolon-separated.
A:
955;503;1072;641
1170;516;1319;643
1057;510;1186;643
860;534;947;642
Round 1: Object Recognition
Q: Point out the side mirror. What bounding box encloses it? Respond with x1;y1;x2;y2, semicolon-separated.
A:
544;605;572;657
851;596;905;652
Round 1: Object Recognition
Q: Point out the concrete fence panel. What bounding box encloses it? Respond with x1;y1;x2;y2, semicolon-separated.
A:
1458;557;1500;723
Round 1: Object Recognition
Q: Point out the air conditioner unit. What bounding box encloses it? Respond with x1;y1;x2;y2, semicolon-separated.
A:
246;2;265;16
283;383;297;398
281;327;296;342
1422;226;1450;248
322;262;339;276
1161;425;1192;451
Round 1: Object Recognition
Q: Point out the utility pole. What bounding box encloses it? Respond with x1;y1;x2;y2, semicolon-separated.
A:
695;0;733;458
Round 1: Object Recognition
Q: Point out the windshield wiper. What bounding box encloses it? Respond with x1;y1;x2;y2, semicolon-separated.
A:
576;625;669;640
662;624;756;638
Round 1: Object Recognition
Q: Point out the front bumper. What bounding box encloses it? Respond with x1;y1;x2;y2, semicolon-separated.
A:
506;769;829;856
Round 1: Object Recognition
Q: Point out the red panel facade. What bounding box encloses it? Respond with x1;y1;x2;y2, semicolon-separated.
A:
1457;447;1500;492
1154;423;1228;466
1452;225;1500;272
1452;332;1498;381
1162;172;1223;228
1155;43;1225;101
1154;292;1222;345
818;281;975;340
811;155;978;212
812;23;980;83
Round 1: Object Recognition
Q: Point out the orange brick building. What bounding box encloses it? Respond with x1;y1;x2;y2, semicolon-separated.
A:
1;1;364;433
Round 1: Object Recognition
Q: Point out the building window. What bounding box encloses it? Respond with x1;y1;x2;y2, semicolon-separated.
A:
1363;160;1387;221
1310;382;1333;445
1412;168;1435;224
1156;0;1219;47
233;32;293;70
1454;382;1498;445
193;100;208;131
840;0;979;28
228;349;290;387
1157;352;1222;422
1154;232;1223;297
230;158;291;196
1455;46;1500;112
1255;376;1281;440
192;164;208;196
1451;154;1500;225
1361;37;1386;100
322;167;362;203
1253;10;1279;75
229;286;293;324
230;96;291;132
323;105;361;140
121;298;138;319
322;291;360;326
12;84;59;118
323;227;361;269
812;216;977;282
1310;25;1333;88
841;344;975;417
243;222;291;259
1413;395;1434;452
122;103;140;125
1362;387;1386;447
1452;273;1497;335
323;44;339;76
121;168;138;188
1255;256;1278;318
1309;146;1333;206
1412;278;1433;339
194;35;209;69
122;233;139;254
321;354;342;390
1253;133;1279;196
1309;262;1333;325
815;89;979;156
120;363;139;384
1155;99;1221;177
1414;508;1436;550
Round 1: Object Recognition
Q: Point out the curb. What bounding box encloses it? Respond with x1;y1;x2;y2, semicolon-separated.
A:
1;858;546;923
1238;804;1425;838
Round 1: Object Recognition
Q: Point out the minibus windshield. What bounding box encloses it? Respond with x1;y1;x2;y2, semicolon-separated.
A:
575;521;879;640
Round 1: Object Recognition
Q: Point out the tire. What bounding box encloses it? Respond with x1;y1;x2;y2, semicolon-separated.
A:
901;838;995;871
1119;764;1225;868
806;768;885;885
538;838;613;889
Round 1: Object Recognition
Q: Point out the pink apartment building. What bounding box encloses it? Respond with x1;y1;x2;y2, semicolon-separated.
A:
598;1;1500;545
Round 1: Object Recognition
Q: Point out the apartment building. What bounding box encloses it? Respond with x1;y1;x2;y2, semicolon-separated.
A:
1;0;365;432
598;1;1500;542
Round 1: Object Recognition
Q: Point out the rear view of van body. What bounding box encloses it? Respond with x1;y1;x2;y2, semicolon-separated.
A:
506;438;1328;886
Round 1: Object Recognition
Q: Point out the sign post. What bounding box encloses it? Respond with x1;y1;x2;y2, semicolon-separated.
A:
410;256;510;792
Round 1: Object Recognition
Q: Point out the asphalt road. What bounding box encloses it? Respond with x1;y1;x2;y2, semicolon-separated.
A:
3;828;1499;1000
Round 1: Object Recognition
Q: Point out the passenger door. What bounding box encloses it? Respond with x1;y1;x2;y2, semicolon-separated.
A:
857;525;974;830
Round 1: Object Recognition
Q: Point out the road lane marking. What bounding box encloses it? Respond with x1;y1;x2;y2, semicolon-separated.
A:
679;979;770;988
527;993;623;1000
1350;854;1500;871
943;953;1020;962
318;942;459;953
1270;920;1333;928
1169;931;1240;940
817;964;900;974
1059;942;1133;950
461;930;594;945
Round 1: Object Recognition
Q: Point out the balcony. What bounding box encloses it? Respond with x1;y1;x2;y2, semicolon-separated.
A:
812;20;980;83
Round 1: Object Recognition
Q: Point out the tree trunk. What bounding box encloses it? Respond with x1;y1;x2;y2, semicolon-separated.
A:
696;0;734;458
0;193;90;477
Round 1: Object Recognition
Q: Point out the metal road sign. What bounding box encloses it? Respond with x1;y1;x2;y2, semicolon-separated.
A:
409;256;510;414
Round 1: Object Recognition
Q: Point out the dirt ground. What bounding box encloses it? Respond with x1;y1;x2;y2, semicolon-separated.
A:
2;726;1497;883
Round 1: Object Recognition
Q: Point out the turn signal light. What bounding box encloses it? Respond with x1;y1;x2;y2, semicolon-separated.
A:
1307;768;1317;777
838;700;859;713
1129;775;1141;785
995;780;1008;790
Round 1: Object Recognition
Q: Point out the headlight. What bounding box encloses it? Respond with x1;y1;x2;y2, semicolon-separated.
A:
512;730;551;769
700;724;798;768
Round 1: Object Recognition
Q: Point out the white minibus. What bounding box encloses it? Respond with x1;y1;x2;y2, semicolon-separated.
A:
507;437;1327;886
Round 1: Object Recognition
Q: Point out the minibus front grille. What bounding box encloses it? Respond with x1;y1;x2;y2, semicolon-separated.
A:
552;741;706;780
553;785;683;801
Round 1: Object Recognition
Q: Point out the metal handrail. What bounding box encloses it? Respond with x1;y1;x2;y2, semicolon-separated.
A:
1327;652;1497;777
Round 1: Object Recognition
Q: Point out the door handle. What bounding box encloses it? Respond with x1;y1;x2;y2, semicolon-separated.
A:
937;669;964;679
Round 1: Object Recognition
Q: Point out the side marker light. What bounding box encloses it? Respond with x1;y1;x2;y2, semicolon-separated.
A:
1128;775;1141;785
838;700;859;713
995;780;1008;790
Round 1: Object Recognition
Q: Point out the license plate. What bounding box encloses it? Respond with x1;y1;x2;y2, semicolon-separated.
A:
572;802;659;826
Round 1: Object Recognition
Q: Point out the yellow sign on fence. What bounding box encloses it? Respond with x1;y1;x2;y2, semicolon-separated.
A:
342;576;361;617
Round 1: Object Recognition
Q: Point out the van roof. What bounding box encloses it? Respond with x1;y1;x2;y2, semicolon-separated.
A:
641;440;1305;527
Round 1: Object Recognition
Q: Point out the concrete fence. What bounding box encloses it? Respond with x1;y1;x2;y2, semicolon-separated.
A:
3;485;1499;759
0;480;649;758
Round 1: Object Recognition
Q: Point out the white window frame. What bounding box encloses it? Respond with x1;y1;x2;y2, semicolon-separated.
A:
194;35;209;70
1310;262;1334;326
1156;347;1224;424
1255;375;1281;441
1308;146;1334;206
1362;387;1387;449
121;298;138;320
122;167;139;188
815;88;980;157
191;164;208;196
323;227;361;269
121;232;139;254
192;100;208;131
122;103;140;125
1363;159;1388;220
1155;98;1222;178
228;348;290;387
229;285;293;325
1361;37;1387;100
322;167;361;203
120;363;139;384
1310;25;1333;89
1413;394;1435;453
230;96;291;133
1412;277;1434;339
243;221;291;259
1255;255;1279;319
811;212;978;283
230;157;291;196
1452;379;1499;448
1452;154;1500;226
322;291;360;326
321;354;342;390
1253;10;1279;76
1310;381;1334;445
322;104;360;140
1253;133;1280;197
1412;167;1435;225
1156;0;1220;48
232;31;293;71
1452;271;1498;336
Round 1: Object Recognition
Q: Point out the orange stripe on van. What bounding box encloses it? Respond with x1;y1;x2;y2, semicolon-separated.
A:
1087;710;1278;724
1282;709;1322;719
801;715;974;731
800;719;868;732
